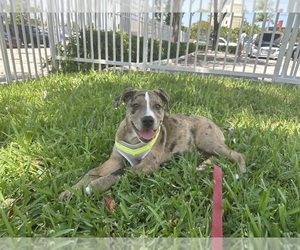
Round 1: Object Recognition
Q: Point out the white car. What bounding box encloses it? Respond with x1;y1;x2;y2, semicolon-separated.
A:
218;37;237;47
244;32;283;59
197;37;237;48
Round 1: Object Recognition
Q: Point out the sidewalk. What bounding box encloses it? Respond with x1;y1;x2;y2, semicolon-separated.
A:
1;48;299;83
0;47;51;83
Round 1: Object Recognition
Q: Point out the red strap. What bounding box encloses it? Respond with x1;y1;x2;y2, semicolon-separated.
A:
212;165;223;250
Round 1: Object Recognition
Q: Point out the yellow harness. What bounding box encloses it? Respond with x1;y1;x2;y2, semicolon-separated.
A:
115;126;161;166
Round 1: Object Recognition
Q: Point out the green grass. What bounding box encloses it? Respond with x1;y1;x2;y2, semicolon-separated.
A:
0;71;299;237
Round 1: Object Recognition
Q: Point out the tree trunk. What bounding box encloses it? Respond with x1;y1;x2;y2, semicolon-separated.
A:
172;0;183;42
212;12;227;51
212;0;228;51
212;12;219;51
172;13;181;42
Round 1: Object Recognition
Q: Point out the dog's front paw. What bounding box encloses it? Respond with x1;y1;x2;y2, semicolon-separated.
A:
197;164;207;171
59;190;72;199
197;158;214;171
87;174;121;193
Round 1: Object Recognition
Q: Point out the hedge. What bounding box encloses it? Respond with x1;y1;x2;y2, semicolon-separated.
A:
57;30;197;72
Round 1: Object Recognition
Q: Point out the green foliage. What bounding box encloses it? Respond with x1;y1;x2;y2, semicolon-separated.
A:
56;30;196;72
220;26;229;40
217;45;237;54
226;23;261;43
0;72;299;237
189;20;261;54
7;13;42;26
255;0;275;23
190;20;210;40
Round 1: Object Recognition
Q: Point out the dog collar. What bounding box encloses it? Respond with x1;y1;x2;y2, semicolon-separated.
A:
115;126;161;166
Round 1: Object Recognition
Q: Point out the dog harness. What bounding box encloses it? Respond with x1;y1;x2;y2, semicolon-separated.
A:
114;126;161;166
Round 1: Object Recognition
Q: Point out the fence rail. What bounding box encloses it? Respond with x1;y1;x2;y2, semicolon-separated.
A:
1;0;300;85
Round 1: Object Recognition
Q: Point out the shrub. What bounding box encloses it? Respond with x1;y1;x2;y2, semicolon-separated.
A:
57;29;197;72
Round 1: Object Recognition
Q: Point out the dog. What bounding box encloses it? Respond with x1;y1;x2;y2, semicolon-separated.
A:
59;88;246;199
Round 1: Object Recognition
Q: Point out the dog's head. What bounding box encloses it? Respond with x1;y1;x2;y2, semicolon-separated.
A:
114;88;169;142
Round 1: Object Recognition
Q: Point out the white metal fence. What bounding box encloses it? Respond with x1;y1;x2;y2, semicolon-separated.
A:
1;0;300;85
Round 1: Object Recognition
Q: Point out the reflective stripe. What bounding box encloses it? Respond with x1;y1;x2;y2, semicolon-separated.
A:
115;126;161;166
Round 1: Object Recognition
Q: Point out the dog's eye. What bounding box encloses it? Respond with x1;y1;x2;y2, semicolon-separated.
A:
154;104;162;110
132;103;139;109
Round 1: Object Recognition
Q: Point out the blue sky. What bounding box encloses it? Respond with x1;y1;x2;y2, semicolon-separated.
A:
180;0;290;27
180;0;290;12
181;12;289;28
1;0;291;28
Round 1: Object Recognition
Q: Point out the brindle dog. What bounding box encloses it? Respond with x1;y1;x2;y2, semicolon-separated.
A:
59;88;246;198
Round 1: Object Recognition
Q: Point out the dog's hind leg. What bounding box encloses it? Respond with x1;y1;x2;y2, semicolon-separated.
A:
219;145;246;173
193;118;246;173
199;144;246;173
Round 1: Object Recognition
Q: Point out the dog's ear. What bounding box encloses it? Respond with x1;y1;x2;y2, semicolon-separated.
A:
153;89;169;106
113;88;137;108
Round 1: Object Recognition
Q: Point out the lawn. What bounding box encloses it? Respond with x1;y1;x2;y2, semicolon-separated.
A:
0;71;299;238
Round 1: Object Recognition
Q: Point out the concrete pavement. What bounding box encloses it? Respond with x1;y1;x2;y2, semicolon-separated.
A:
1;47;299;83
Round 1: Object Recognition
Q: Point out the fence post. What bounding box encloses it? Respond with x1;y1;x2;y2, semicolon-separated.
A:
0;15;12;83
273;13;299;82
142;12;149;72
47;13;58;72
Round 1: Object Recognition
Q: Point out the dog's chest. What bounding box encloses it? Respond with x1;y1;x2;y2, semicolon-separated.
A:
115;126;161;166
115;140;152;166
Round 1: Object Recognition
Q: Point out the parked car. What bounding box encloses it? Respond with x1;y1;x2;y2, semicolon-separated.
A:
218;37;237;47
4;32;20;48
17;25;49;47
197;37;237;47
244;31;283;59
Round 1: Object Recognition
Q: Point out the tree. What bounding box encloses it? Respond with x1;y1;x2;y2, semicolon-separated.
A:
171;0;187;42
7;0;42;27
255;0;275;26
220;26;229;40
154;0;185;42
231;21;260;42
190;20;209;40
212;0;228;50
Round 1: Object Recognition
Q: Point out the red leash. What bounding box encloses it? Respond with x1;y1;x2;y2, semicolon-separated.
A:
212;164;223;250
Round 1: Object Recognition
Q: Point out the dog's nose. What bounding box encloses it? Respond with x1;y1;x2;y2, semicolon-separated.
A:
141;116;154;128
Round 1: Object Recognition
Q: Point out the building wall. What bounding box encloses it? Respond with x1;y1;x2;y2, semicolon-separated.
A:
221;2;243;29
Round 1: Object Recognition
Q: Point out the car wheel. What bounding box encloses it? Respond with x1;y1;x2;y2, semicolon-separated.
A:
248;49;254;58
33;40;39;48
293;50;299;61
292;50;295;61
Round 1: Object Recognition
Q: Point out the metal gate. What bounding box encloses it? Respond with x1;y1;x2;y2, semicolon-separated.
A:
1;0;300;85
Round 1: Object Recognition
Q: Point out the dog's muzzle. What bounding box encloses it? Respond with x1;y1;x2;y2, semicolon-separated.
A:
132;116;161;142
141;116;155;128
